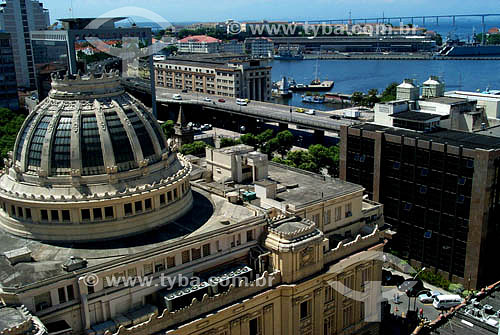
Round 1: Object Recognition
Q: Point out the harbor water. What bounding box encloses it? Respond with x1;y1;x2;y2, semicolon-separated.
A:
271;58;500;110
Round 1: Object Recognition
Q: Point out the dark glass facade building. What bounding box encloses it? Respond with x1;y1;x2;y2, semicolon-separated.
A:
340;124;500;289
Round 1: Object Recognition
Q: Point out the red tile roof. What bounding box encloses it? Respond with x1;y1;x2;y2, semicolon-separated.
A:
178;35;221;43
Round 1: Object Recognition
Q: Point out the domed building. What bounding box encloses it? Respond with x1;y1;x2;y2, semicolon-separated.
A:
0;71;193;242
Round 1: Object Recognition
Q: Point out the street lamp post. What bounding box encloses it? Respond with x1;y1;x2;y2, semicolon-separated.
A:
407;267;427;314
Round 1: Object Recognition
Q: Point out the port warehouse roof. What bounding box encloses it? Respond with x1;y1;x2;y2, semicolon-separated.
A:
351;124;500;150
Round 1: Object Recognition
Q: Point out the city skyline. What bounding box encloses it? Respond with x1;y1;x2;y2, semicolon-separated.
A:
42;0;500;24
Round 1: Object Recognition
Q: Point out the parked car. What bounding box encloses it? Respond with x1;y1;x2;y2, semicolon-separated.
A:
181;89;188;93
173;94;182;100
296;108;305;113
398;279;424;297
204;97;212;102
236;98;248;106
418;291;441;304
382;270;405;286
201;124;212;131
305;109;315;115
218;98;226;103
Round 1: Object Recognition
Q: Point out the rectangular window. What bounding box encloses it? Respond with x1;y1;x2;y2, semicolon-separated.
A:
312;214;320;225
81;209;90;221
58;287;67;304
182;250;190;264
167;191;173;202
51;210;59;221
191;248;201;260
343;306;353;328
145;198;152;210
11;205;16;217
249;317;261;335
246;230;254;242
325;286;334;302
127;268;137;278
17;207;23;218
202;243;211;257
135;201;143;212
160;194;166;205
173;189;178;199
325;209;331;225
62;210;70;222
124;203;132;215
345;203;352;218
335;207;342;221
236;233;241;246
300;300;311;319
361;268;371;292
144;263;153;275
34;292;52;312
87;285;95;295
343;275;353;293
25;208;31;220
167;256;175;268
41;209;49;221
67;285;75;301
91;209;100;221
216;240;221;251
154;260;165;273
104;206;113;219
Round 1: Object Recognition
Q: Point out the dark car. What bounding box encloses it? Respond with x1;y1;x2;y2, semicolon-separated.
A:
218;98;226;103
181;89;188;93
382;270;405;286
398;279;424;297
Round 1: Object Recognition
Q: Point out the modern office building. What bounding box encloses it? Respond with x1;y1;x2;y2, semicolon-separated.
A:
0;76;389;334
154;57;272;101
0;0;50;89
340;123;500;289
245;37;274;57
0;31;19;110
176;35;221;54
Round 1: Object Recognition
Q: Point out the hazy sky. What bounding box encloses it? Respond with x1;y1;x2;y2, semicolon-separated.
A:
42;0;500;23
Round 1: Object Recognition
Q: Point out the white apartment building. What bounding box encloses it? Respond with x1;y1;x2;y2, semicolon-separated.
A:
176;35;221;54
154;57;272;101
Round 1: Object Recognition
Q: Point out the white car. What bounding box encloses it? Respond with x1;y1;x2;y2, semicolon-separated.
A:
172;94;182;100
418;291;441;304
204;97;212;102
201;124;212;131
305;109;315;115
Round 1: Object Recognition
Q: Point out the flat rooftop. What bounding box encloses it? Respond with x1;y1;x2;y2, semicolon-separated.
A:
353;123;500;150
0;189;256;288
422;96;469;105
267;163;364;208
390;111;442;121
213;144;254;155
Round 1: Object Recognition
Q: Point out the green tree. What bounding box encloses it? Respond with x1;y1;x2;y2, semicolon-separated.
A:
351;91;364;106
240;133;258;148
287;150;313;167
180;141;207;156
220;137;240;148
366;88;381;107
161;119;175;138
308;144;340;176
0;108;26;167
261;137;279;158
276;130;294;156
381;82;398;102
256;129;274;147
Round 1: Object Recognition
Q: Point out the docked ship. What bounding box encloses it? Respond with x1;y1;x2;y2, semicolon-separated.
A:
289;59;334;91
439;38;500;56
302;94;325;103
272;76;293;98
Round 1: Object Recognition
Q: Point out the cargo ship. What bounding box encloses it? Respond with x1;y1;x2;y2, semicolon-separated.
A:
439;38;500;56
289;59;334;91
